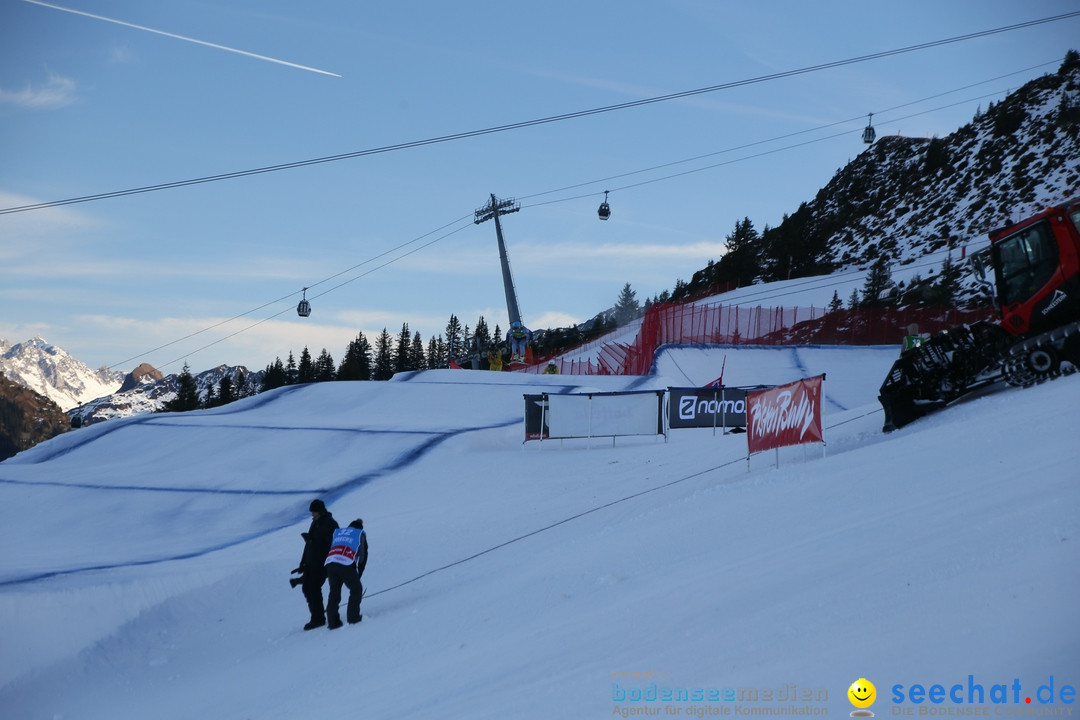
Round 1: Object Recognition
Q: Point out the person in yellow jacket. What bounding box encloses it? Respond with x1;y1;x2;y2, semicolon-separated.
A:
487;347;504;371
542;362;559;375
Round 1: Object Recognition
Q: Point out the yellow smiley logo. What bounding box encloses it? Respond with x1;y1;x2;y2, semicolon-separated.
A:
848;678;876;709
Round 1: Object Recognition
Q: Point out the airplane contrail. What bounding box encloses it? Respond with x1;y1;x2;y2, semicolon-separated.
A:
21;0;341;78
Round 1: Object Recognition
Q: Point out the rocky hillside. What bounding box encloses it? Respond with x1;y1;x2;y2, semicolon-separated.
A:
819;54;1079;269
0;371;69;462
686;51;1080;300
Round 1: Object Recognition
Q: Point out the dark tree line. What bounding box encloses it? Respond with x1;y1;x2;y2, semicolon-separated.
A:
257;314;493;392
160;362;259;413
667;215;966;311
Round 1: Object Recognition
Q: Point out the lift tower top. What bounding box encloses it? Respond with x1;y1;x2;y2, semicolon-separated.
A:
474;193;523;327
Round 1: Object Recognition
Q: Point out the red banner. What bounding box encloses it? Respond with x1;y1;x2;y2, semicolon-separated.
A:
746;375;824;454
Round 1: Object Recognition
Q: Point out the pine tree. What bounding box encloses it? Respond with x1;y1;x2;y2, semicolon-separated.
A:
338;334;373;381
474;316;492;350
719;217;762;287
373;328;395;380
297;347;316;384
859;255;896;308
426;336;441;370
848;289;861;310
431;335;450;369
261;357;288;391
218;374;235;405
394;323;412;372
285;351;297;384
613;283;640;325
931;254;964;307
1062;48;1080;73
315;349;336;382
725;217;759;253
162;363;201;412
828;290;843;313
409;331;425;370
235;370;256;398
444;315;463;358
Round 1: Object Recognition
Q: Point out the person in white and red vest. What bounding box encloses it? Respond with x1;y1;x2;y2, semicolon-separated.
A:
324;518;368;629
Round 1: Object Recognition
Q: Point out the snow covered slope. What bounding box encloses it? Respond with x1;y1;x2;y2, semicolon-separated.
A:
0;346;1076;720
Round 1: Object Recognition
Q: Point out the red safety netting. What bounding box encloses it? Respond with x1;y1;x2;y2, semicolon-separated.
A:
521;302;996;376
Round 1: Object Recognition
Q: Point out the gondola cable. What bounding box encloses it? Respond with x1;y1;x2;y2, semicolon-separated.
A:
107;63;1062;369
3;13;1077;216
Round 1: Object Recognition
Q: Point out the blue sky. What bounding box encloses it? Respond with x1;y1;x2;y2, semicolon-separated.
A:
2;0;1078;373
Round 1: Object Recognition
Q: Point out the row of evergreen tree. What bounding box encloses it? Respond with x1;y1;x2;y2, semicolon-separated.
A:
159;365;259;413
155;280;639;414
260;315;504;391
255;283;651;393
159;283;649;413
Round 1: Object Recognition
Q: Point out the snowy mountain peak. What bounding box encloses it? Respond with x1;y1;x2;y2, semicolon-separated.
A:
0;337;124;411
24;336;55;350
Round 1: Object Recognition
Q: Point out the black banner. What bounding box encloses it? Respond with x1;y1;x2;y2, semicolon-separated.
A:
524;394;549;440
667;387;748;429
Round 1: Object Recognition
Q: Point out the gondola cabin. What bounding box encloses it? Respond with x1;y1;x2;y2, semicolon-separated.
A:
297;288;311;317
597;190;611;220
862;113;876;144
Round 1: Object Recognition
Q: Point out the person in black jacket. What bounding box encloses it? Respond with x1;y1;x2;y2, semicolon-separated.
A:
294;499;339;630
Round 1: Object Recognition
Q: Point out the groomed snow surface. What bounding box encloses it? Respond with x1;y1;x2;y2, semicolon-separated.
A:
1;344;1077;720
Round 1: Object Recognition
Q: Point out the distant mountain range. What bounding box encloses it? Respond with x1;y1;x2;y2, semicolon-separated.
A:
0;337;123;411
0;337;257;460
70;364;257;427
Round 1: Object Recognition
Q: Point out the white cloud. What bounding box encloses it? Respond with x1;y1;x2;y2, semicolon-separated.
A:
0;72;77;109
334;308;443;334
0;192;103;261
510;241;727;279
529;310;581;330
393;240;727;276
73;313;363;373
531;240;727;261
